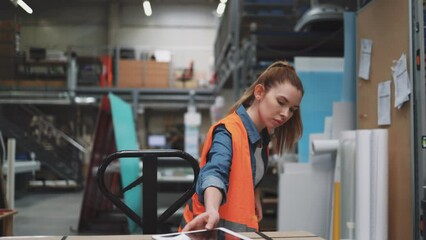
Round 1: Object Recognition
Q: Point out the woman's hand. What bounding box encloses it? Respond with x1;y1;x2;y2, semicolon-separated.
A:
183;187;223;231
255;189;263;222
182;208;220;232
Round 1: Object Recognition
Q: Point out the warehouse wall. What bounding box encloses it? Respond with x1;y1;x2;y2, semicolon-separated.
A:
0;0;222;158
5;0;217;77
356;0;412;239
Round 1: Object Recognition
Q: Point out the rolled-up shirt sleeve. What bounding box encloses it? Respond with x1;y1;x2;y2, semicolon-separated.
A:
196;124;232;205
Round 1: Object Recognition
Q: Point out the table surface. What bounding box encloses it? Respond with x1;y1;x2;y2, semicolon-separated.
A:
0;231;324;240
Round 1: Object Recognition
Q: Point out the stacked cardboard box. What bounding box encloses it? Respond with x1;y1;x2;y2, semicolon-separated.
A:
118;60;144;88
118;60;169;88
145;61;169;88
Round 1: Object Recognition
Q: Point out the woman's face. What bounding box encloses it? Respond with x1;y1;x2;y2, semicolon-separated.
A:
256;81;302;130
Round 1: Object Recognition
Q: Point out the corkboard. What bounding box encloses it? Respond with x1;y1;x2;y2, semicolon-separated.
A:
357;1;412;239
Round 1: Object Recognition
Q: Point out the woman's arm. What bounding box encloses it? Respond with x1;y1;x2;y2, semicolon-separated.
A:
182;187;222;231
254;188;263;222
204;186;223;214
183;125;232;231
196;125;232;204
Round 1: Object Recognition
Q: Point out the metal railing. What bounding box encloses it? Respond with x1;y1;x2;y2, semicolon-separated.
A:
0;104;87;185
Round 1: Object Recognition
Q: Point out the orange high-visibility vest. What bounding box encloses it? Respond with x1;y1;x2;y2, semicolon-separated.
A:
180;112;259;232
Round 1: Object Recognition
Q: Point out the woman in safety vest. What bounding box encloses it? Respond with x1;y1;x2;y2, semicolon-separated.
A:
180;61;304;233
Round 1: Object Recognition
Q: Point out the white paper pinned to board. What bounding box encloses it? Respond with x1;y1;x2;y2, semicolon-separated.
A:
377;80;391;125
391;53;411;109
358;39;373;80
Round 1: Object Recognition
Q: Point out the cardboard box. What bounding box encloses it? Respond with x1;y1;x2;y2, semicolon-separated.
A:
117;60;170;88
173;78;198;89
118;60;144;88
144;61;169;88
0;79;66;87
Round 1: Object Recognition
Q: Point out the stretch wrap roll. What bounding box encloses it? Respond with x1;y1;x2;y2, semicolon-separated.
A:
339;131;356;239
312;139;339;155
355;129;388;240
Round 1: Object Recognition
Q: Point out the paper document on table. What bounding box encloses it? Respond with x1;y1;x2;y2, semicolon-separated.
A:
391;53;411;109
377;80;391;126
358;39;373;80
152;228;252;240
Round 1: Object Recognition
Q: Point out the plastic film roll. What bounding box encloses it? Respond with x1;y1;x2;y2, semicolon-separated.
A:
312;139;339;155
355;130;372;240
370;129;388;240
339;131;356;239
354;129;388;240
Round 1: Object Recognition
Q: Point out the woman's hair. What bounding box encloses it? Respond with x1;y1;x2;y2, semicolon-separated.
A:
229;61;304;154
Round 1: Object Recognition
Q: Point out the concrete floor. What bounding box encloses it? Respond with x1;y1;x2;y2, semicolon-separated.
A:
14;190;83;236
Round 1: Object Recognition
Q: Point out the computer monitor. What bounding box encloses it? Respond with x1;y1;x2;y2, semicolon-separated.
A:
29;47;46;61
119;48;135;59
148;134;166;148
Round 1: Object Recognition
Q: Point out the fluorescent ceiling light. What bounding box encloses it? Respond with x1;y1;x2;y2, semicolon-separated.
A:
216;2;226;15
143;1;152;16
17;0;33;14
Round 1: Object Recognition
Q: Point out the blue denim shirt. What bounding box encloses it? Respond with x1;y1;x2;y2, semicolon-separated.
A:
196;105;270;204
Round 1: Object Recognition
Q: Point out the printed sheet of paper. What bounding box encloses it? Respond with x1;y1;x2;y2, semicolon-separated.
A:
391;53;411;109
377;80;391;126
358;39;373;80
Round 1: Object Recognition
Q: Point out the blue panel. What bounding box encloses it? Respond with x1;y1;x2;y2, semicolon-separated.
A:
109;93;142;233
298;72;343;163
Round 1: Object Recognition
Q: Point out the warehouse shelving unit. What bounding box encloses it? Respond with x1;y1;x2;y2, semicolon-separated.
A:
0;27;216;190
410;0;426;239
214;0;346;99
211;0;353;228
0;44;217;111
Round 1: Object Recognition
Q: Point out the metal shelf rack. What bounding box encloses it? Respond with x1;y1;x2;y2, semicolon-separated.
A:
213;0;345;100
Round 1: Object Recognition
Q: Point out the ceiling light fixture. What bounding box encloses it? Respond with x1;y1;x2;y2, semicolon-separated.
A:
143;1;152;17
216;2;226;16
294;0;343;32
10;0;33;14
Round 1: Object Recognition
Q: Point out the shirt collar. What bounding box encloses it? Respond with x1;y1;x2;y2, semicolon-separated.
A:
236;105;261;145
